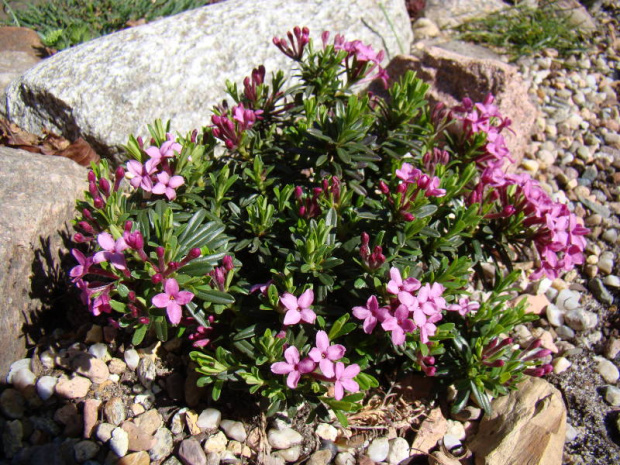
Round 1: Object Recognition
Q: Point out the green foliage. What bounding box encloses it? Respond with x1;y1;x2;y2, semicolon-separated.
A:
3;0;214;50
455;1;591;59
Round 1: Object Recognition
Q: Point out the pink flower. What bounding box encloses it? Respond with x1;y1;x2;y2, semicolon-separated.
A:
126;159;159;192
352;295;389;334
152;278;194;325
93;232;128;270
395;162;421;183
152;171;185;200
308;331;345;378
145;133;182;161
281;289;316;325
333;362;360;400
381;305;415;345
386;267;421;295
69;249;94;282
447;298;480;316
90;288;112;316
271;346;316;388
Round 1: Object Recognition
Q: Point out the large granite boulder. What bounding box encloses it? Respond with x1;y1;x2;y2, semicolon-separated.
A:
381;45;539;165
423;0;507;28
6;0;412;163
0;147;86;379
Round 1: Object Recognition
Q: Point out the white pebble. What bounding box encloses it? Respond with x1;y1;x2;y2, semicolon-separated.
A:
566;423;579;442
553;357;571;374
124;349;140;371
39;351;55;370
197;408;222;430
276;445;301;462
268;427;303;450
565;309;598;332
220;419;247;442
387;437;410;465
109;374;120;383
595;357;619;384
367;437;389;462
36;376;58;401
604;276;620;288
89;343;111;361
545;304;564;327
110;427;129;457
335;452;355;465
6;359;32;384
445;420;466;440
604;386;620;407
316;423;338;441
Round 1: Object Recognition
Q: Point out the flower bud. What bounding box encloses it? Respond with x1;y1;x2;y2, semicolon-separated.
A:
124;221;133;232
156;246;166;258
73;233;87;243
93;198;104;209
361;232;370;246
188;248;202;260
378;181;390;194
223;255;234;271
78;221;94;234
88;170;96;183
151;274;163;284
82;208;94;221
99;178;111;196
128;291;136;302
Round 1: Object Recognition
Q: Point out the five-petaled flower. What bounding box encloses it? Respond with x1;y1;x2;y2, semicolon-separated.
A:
152;171;185;200
152;278;194;325
333;362;360;400
93;232;128;270
352;295;389;334
281;289;316;325
271;346;316;388
308;331;345;378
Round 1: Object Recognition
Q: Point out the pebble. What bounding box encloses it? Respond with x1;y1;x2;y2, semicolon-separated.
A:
197;408;222;430
118;451;151;465
122;421;157;451
316;423;338;441
367;437;389;462
35;375;59;401
555;325;576;340
84;325;103;344
150;427;174;462
55;376;92;399
124;349;140;371
7;358;32;384
603;385;620;407
387;437;410;465
170;409;186;435
39;351;55;370
277;445;302;462
12;368;37;391
268;427;303;449
220;419;247;442
134;409;163;435
595;357;620;383
565;309;598;331
105;397;127;426
108;357;128;375
178;437;207;465
83;398;102;439
88;342;111;361
605;338;620;359
589;278;614;305
307;450;333;465
137;357;157;389
604;275;620;288
2;419;23;459
335;452;356;465
0;388;25;419
446;420;466;441
204;431;228;453
96;423;116;443
110;427;130;457
566;423;579;442
556;289;581;311
74;440;100;462
553;357;572;374
545;303;564;327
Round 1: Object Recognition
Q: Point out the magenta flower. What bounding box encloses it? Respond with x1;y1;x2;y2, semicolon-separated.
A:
333;362;360;400
152;171;185;200
152;278;194;325
447;298;480;316
308;331;345;378
271;346;316;389
395;162;421;184
145;133;182;161
69;249;94;282
381;305;415;345
93;232;128;270
386;267;420;295
281;289;316;325
90;288;112;317
126;159;159;192
352;295;389;334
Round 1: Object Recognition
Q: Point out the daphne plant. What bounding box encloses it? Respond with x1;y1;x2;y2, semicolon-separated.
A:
70;27;587;422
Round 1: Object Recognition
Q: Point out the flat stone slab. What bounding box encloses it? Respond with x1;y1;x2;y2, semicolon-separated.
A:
6;0;412;163
0;147;86;378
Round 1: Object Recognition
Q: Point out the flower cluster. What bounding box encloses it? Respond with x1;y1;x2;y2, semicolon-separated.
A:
126;133;185;200
212;103;263;150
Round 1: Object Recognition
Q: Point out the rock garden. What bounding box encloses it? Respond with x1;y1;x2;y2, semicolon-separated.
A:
0;1;619;465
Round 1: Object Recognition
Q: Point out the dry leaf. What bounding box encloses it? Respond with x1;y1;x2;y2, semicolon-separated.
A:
411;407;448;456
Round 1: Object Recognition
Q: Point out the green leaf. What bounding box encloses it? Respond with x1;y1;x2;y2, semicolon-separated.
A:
132;324;148;346
329;314;351;340
193;287;235;305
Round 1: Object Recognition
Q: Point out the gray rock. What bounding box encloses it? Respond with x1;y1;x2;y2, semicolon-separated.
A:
0;388;25;419
220;419;247;442
73;440;100;462
137;356;157;389
203;431;228;453
150;427;174;462
179;437;207;465
124;349;140;371
367;437;390;462
424;0;507;28
88;343;111;361
276;445;302;462
267;427;303;450
2;419;23;459
197;408;222;430
95;422;116;443
545;304;564;327
565;309;598;332
0;147;86;379
6;0;412;162
589;278;614;306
